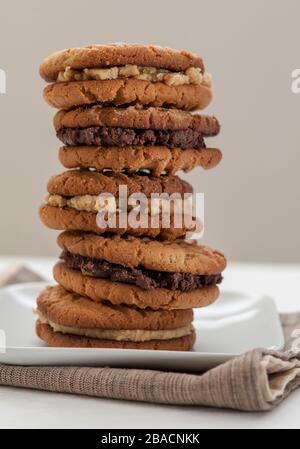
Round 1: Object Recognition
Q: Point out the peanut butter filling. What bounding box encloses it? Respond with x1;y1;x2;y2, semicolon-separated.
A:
46;194;195;216
37;311;193;342
57;65;212;87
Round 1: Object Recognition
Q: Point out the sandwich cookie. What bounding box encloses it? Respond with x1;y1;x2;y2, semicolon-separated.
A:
55;106;221;176
36;285;196;350
53;230;227;310
40;44;212;110
40;170;195;240
54;106;220;148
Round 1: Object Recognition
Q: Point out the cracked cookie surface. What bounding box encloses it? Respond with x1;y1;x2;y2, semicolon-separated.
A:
44;79;212;111
40;44;204;82
53;262;220;310
37;285;193;330
57;230;227;275
58;146;222;176
54;106;220;134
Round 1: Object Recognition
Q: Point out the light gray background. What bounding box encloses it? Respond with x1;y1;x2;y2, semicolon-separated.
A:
0;0;299;261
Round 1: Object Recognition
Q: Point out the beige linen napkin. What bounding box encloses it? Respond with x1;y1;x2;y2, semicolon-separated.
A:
0;266;299;412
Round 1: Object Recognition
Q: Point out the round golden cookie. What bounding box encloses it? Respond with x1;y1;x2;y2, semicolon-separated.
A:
54;106;220;134
36;321;196;351
54;262;220;310
37;285;193;330
57;231;227;275
58;146;222;176
39;204;194;241
44;79;211;111
40;44;204;82
46;170;192;197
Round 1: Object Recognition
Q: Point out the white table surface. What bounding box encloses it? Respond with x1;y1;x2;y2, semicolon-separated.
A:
0;256;299;429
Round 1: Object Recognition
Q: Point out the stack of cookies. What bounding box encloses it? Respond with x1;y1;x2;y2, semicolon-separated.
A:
36;44;226;351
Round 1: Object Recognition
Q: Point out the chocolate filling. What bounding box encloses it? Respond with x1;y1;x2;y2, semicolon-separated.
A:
57;126;206;149
61;251;222;292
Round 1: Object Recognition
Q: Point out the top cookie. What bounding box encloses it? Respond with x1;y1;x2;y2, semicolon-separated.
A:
58;231;227;275
40;43;204;82
54;105;220;134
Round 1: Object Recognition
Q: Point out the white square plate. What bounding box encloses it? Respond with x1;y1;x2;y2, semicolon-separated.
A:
0;282;284;371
